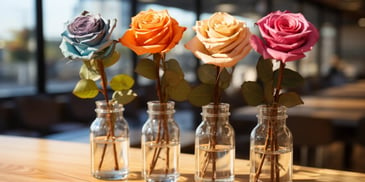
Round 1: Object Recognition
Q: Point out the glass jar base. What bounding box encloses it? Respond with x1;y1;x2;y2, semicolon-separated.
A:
145;174;179;182
194;175;234;182
93;170;128;180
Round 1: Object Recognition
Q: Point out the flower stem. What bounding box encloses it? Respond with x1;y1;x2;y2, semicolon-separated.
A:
200;66;222;181
213;66;221;106
154;53;167;103
96;59;119;171
147;53;170;176
274;61;286;103
255;60;285;181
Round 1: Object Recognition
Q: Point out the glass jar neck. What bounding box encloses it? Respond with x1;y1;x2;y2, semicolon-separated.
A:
95;100;124;117
256;105;287;126
147;101;175;119
201;103;230;123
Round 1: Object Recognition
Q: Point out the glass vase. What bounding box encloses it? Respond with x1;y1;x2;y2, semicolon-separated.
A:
90;100;129;180
141;101;180;182
195;103;235;182
249;105;293;182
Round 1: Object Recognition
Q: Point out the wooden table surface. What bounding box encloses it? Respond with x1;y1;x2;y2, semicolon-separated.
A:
0;135;365;181
316;79;365;98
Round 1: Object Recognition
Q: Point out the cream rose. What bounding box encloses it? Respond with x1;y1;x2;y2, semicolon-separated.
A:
185;12;251;67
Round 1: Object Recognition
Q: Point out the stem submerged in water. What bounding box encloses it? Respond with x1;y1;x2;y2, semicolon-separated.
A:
95;59;119;171
200;66;222;181
254;61;285;182
147;53;170;176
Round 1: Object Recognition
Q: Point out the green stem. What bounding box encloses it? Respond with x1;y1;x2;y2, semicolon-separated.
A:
272;61;285;180
201;66;222;181
148;53;170;176
213;66;221;106
96;59;119;171
255;60;285;181
274;61;286;103
153;53;167;103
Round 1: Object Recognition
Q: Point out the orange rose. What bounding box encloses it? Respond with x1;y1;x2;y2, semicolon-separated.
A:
185;12;252;67
119;9;186;55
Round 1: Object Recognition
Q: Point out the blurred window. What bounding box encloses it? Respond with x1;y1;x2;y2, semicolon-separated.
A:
0;0;37;97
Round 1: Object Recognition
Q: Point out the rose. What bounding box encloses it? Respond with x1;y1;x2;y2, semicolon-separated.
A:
119;9;186;55
119;9;190;103
250;10;319;62
185;12;252;67
60;10;117;60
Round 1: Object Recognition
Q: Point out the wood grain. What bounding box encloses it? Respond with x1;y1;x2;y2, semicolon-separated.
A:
0;135;364;181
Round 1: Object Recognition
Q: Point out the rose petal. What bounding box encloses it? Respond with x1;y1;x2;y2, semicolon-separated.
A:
120;29;165;55
290;23;320;54
266;47;305;62
196;41;251;67
60;38;93;60
186;33;251;67
185;37;208;57
162;19;186;53
249;35;272;60
196;22;249;54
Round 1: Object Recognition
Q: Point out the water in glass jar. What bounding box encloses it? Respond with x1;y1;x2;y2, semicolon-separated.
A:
250;146;292;182
143;141;180;182
195;144;234;182
91;136;129;180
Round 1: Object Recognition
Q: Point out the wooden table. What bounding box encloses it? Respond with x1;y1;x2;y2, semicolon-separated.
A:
316;79;365;98
0;135;365;181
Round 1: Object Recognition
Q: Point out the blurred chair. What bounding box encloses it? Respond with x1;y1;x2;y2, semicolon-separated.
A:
355;118;365;146
67;94;95;124
352;118;365;172
16;95;84;136
287;115;334;167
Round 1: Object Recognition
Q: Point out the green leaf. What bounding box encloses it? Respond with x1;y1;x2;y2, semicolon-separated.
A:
79;63;100;81
273;68;304;89
166;59;184;77
241;81;265;106
278;92;304;108
218;68;231;89
257;56;273;83
162;70;183;87
135;58;157;80
112;89;137;105
110;74;135;91
188;84;214;107
72;79;99;99
102;51;120;68
198;64;217;85
167;79;191;102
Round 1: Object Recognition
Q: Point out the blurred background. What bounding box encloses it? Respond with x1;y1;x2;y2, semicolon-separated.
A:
0;0;364;173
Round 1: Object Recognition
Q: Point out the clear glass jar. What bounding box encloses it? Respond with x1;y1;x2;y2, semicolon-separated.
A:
195;103;235;182
90;100;129;180
249;105;293;182
141;101;180;182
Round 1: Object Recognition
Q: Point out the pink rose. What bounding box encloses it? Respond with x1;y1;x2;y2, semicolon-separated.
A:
250;10;319;62
185;12;252;67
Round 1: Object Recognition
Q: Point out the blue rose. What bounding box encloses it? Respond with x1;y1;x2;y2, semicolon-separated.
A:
60;11;117;60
